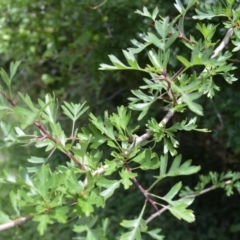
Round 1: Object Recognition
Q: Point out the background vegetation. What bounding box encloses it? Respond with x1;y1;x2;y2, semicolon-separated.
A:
1;0;240;239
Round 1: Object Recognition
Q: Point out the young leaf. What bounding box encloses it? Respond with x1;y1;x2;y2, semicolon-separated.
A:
109;55;130;69
193;9;223;20
33;214;53;236
147;33;164;50
0;210;10;224
160;154;168;176
119;169;137;189
163;182;182;202
120;204;147;240
147;228;164;240
135;7;152;18
177;56;191;68
174;0;185;14
9;61;21;79
152;7;159;21
169;201;195;222
9;191;20;216
123;50;140;69
0;69;11;89
97;178;121;200
27;156;47;164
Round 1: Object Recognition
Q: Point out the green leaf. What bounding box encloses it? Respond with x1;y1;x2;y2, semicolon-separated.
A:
27;156;47;164
9;191;20;216
123;50;140;69
129;39;150;54
119;169;137;189
160;154;168;176
33;214;53;236
0;69;11;89
152;7;159;21
147;228;164;240
73;216;98;232
99;63;118;70
38;94;57;124
34;165;51;199
163;182;182;202
158;155;200;179
193;9;223;20
18;93;38;112
135;7;151;18
147;33;164;50
168;155;181;173
163;138;178;156
52;207;68;223
232;41;240;52
155;18;169;39
120;204;147;240
174;0;185;14
89;112;115;139
148;50;162;69
0;210;10;224
97;178;121;200
65;171;84;195
78;198;94;217
9;61;21;79
178;160;200;175
110;106;131;132
166;32;178;49
177;55;191;68
186;0;197;11
181;92;203;115
196;23;217;40
169;202;195;222
131;149;160;170
109;54;130;69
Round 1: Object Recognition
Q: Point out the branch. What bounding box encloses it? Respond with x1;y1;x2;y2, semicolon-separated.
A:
0;216;33;232
0;91;16;107
92;23;235;177
34;122;86;171
211;28;234;58
92;109;175;176
0;92;85;170
135;109;175;146
145;180;232;224
125;163;159;211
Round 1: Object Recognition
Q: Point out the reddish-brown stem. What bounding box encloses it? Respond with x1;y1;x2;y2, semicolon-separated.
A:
0;91;16;107
125;164;159;212
178;32;194;44
146;180;233;224
1;92;86;170
34;122;86;171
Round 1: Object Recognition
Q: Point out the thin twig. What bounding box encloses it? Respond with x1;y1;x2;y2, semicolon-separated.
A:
0;216;33;232
0;91;86;170
92;109;175;176
125;163;159;211
146;180;232;224
97;87;125;105
0;91;16;107
97;8;113;39
210;99;224;129
34;122;86;171
211;28;234;58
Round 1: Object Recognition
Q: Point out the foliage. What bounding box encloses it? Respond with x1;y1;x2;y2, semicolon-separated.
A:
1;0;240;239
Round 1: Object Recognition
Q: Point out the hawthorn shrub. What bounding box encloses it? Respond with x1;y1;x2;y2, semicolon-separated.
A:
1;0;240;239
